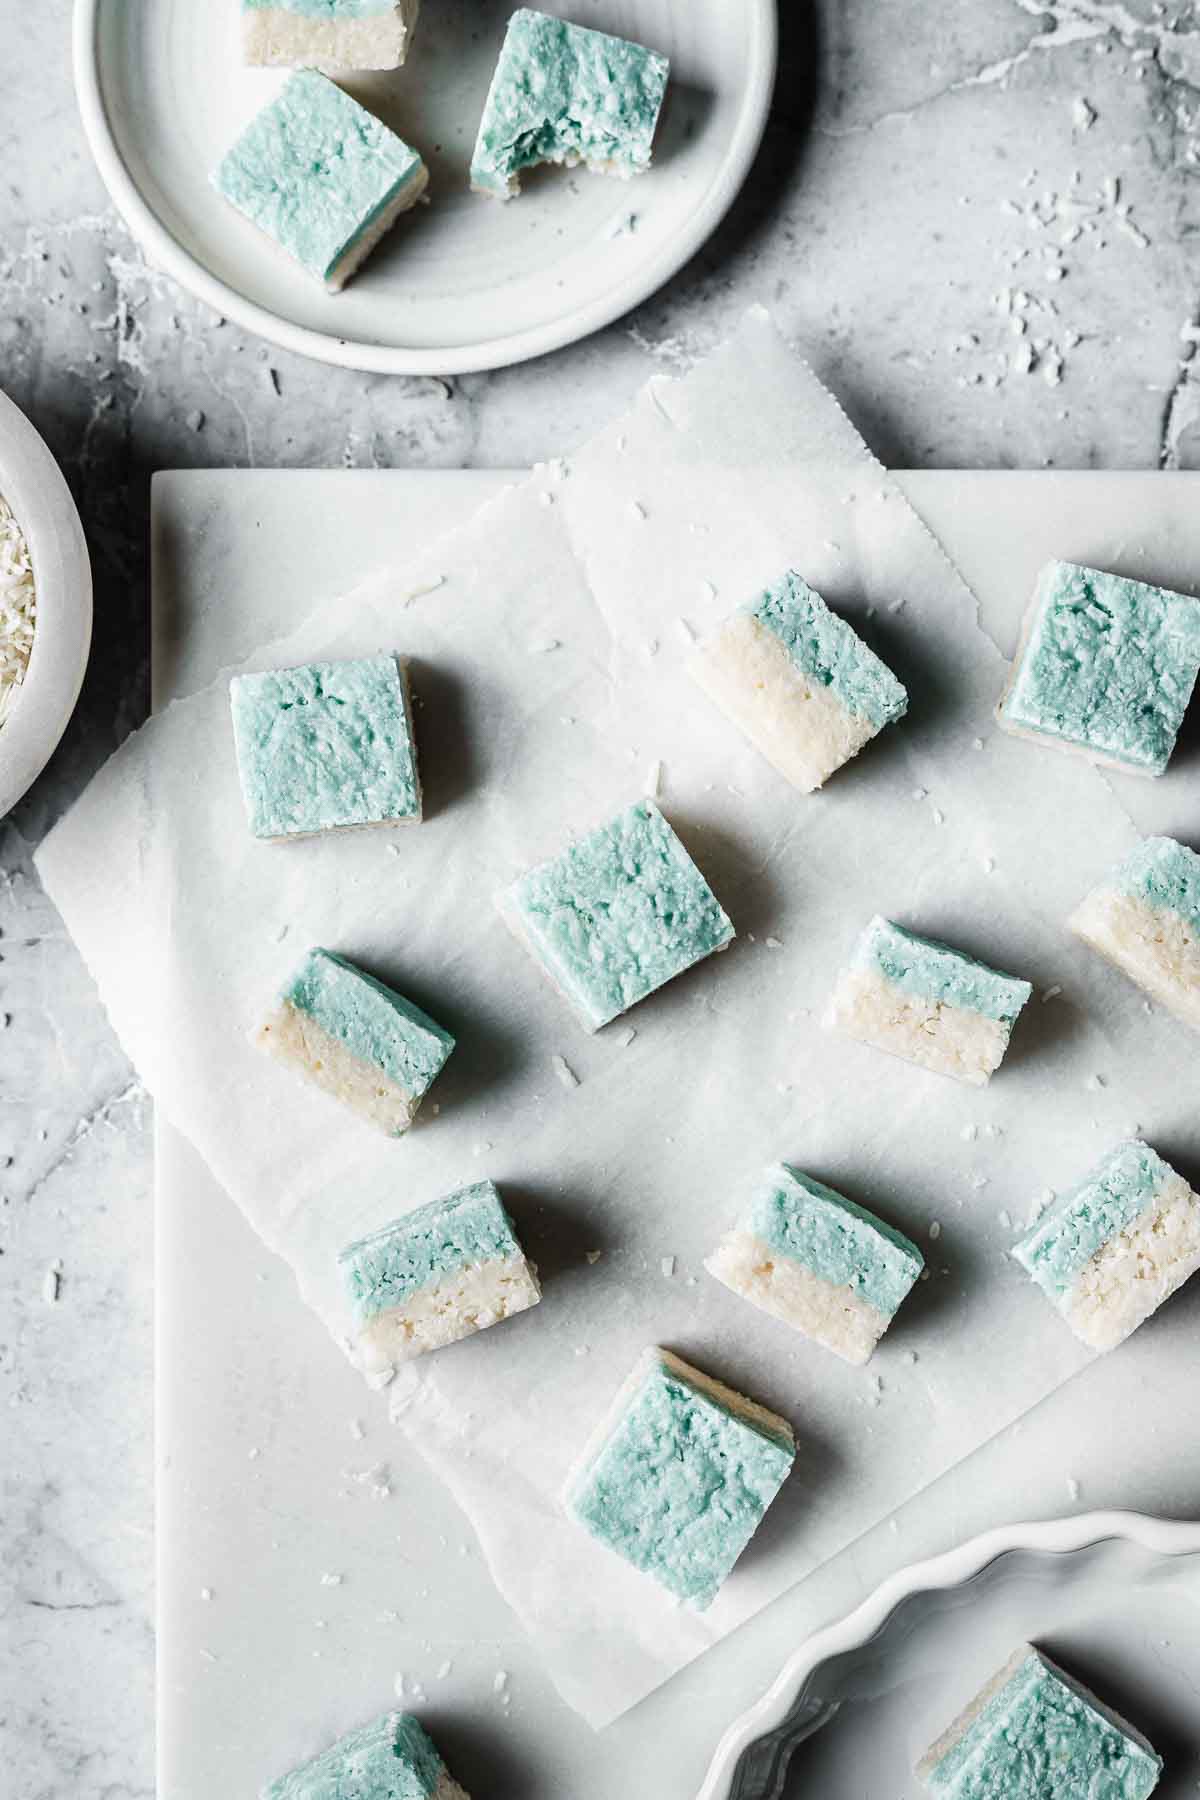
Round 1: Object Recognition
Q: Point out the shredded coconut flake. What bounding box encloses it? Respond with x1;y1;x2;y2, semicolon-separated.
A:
0;494;36;725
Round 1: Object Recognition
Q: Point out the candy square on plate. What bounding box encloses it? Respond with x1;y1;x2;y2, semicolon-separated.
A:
212;71;427;290
256;948;454;1136
997;560;1200;776
340;1181;541;1365
689;570;908;792
826;915;1032;1087
707;1164;924;1365
263;1710;470;1800
1013;1139;1200;1353
564;1348;794;1609
230;653;421;840
1070;834;1200;1031
241;0;421;71
497;799;734;1032
470;9;669;199
917;1643;1162;1799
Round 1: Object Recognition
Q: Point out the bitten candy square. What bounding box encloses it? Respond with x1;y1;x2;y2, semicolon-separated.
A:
690;571;908;793
256;948;454;1136
917;1644;1162;1800
564;1348;794;1609
242;0;421;71
339;1181;541;1364
497;799;735;1032
230;653;421;839
1070;835;1200;1031
263;1710;470;1800
707;1164;924;1365
827;915;1032;1087
212;71;428;291
470;9;669;199
997;560;1200;776
1013;1139;1200;1353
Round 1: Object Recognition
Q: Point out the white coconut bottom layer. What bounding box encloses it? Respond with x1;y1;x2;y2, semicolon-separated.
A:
241;3;419;70
706;1231;889;1366
360;1252;542;1365
324;163;429;292
1070;886;1200;1031
1060;1171;1200;1352
917;1643;1159;1784
827;966;1011;1087
563;1346;792;1508
255;1003;419;1136
689;613;880;793
473;153;646;201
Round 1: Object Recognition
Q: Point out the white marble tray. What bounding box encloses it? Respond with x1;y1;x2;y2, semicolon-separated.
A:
152;469;1200;1800
76;0;775;374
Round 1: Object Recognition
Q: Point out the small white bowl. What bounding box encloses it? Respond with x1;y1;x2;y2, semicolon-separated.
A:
0;387;92;817
699;1511;1200;1800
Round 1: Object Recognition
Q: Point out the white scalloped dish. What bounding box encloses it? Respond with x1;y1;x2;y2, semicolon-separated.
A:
700;1513;1200;1800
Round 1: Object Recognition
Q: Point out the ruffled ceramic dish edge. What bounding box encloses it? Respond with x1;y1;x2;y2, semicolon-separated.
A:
0;388;92;818
72;0;777;376
697;1510;1200;1800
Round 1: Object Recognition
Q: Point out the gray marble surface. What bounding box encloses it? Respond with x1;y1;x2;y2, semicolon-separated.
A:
4;2;1200;1794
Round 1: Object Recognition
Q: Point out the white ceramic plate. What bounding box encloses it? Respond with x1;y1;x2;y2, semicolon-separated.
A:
74;0;776;375
700;1512;1200;1800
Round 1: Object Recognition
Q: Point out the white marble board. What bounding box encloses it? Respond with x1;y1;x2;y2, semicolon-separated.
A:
153;469;1200;1800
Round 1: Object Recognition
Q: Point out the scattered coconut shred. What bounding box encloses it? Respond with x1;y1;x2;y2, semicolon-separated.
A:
0;493;35;724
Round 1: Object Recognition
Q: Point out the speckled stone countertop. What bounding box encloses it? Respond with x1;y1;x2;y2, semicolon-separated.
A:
5;2;1200;1795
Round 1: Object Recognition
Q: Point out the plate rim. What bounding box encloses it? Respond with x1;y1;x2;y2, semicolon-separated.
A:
697;1509;1200;1800
72;0;779;377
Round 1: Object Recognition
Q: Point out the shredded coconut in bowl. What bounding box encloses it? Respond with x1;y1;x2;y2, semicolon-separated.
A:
0;492;36;725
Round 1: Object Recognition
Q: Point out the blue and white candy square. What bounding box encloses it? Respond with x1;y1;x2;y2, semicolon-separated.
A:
707;1164;924;1365
827;915;1032;1087
689;570;908;793
471;9;669;199
256;948;454;1137
263;1710;470;1800
497;799;735;1033
564;1347;794;1610
231;653;421;839
1070;835;1200;1032
242;0;421;71
340;1182;541;1365
212;72;428;291
1013;1139;1200;1353
917;1643;1161;1800
997;560;1200;776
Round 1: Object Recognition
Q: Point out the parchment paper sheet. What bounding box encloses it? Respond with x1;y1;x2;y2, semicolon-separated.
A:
37;312;1199;1727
